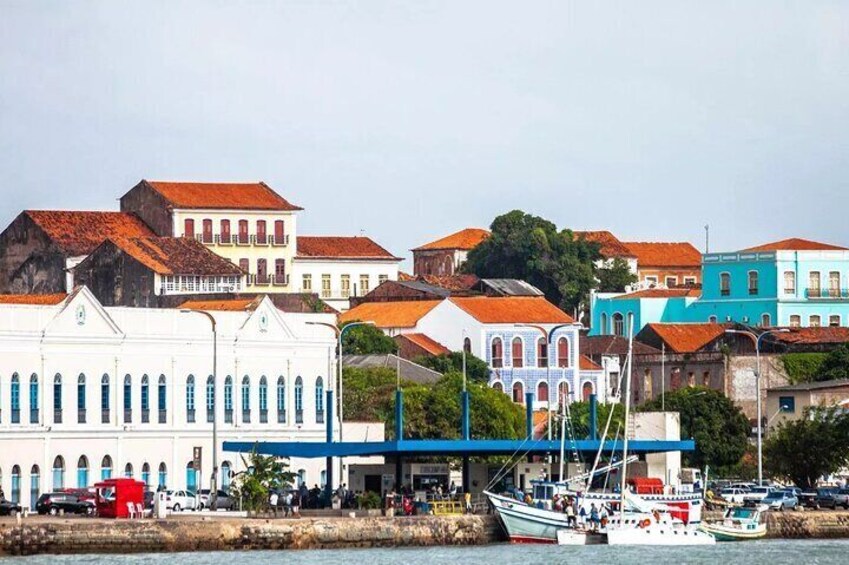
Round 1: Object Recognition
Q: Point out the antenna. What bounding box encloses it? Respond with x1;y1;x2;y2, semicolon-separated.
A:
704;224;710;253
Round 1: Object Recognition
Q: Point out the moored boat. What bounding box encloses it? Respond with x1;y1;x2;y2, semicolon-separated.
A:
699;506;767;541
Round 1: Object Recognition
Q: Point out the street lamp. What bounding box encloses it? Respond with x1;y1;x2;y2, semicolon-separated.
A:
180;309;217;508
725;327;789;486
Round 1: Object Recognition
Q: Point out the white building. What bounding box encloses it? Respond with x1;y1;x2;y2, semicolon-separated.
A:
0;287;382;510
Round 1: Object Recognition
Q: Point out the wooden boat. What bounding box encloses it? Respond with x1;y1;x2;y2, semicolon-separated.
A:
699;506;767;541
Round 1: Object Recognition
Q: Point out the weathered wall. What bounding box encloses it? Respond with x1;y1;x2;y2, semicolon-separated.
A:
0;213;67;294
120;181;173;237
727;354;790;420
0;515;502;556
74;242;157;307
413;249;457;277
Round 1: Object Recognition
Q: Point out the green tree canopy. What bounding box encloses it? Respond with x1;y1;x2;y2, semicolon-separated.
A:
340;321;397;355
765;407;849;488
641;387;750;470
595;258;639;293
817;344;849;382
229;447;296;512
412;352;490;383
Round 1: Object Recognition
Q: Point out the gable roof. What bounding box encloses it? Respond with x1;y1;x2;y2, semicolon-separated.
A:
623;242;702;268
477;279;544;297
742;238;849;252
414;274;480;291
339;300;442;328
296;236;400;260
573;230;636;258
769;327;849;345
24;211;156;256
107;237;244;276
398;333;452;356
449;296;573;324
580;335;662;356
342;354;443;384
178;297;262;312
143;180;303;211
413;228;490;251
580;355;603;371
613;288;702;300
643;323;726;353
0;293;68;305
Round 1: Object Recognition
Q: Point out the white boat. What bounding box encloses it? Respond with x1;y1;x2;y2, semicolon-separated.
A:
556;528;606;545
485;490;571;544
606;519;716;546
699;506;767;541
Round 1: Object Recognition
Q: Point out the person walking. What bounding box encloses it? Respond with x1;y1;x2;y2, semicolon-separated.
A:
464;491;472;514
291;490;301;518
269;491;279;517
565;501;576;527
589;503;600;532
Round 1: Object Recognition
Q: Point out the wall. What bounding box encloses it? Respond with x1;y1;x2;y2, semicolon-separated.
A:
291;258;400;312
413;249;461;277
73;242;159;307
120;182;173;237
726;354;791;421
0;214;67;294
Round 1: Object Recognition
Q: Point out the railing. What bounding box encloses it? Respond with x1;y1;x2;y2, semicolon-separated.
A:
748;287;758;296
141;409;150;423
721;289;730;296
158;409;167;424
806;288;849;299
30;408;39;424
54;409;62;424
225;409;233;423
11;408;20;424
253;274;271;286
260;409;268;424
295;409;303;424
101;408;110;424
253;234;269;246
78;409;86;424
316;410;324;424
273;274;290;286
236;234;250;245
242;409;251;424
159;275;243;295
207;409;214;423
124;408;132;423
216;234;232;245
320;289;332;299
272;234;289;246
341;288;350;298
187;409;196;423
277;410;286;424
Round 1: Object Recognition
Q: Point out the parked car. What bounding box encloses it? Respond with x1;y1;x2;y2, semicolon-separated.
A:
761;491;798;511
813;488;839;509
197;489;234;511
36;493;95;516
728;483;754;491
0;498;23;516
833;489;849;510
719;488;750;505
782;487;803;498
743;486;775;506
164;490;198;512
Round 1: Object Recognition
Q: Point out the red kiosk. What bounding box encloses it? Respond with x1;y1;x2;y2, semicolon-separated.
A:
94;478;146;518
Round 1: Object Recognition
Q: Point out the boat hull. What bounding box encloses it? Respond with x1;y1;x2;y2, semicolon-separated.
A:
698;522;767;541
486;491;570;544
606;526;716;546
556;529;606;545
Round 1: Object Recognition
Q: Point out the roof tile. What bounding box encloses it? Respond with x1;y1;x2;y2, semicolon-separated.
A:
0;293;68;305
743;238;849;252
614;288;702;300
297;236;400;259
413;228;490;251
573;231;636;258
623;242;702;268
25;211;156;256
108;237;244;276
449;296;573;324
770;326;849;345
398;333;452;356
643;323;726;353
339;300;442;328
145;180;302;211
179;297;261;311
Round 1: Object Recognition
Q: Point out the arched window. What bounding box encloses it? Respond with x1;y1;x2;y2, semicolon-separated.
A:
789;315;801;328
29;465;40;511
558;381;569;406
186;461;197;492
158;462;167;490
29;374;39;424
141;375;150;423
206;376;215;423
537;337;548;368
157;375;167;423
512;381;524;404
761;313;771;328
600;313;608;335
77;455;89;488
11;465;21;504
10;373;20;423
124;462;134;479
784;270;796;294
315;377;325;423
708;315;718;324
77;374;86;424
537;381;549;405
241;376;251;423
101;374;110;424
221;461;232;492
297;469;306;487
463;337;471;354
294;376;304;423
123;374;132;423
582;382;594;402
557;337;570;368
491;337;503;368
511;337;524;368
492;381;504;393
186;375;196;423
259;376;268;423
53;374;63;424
720;272;731;296
613;313;625;336
101;455;112;480
276;377;286;423
748;271;759;295
810;315;822;328
52;456;65;490
224;376;234;423
141;462;150;486
671;368;682;389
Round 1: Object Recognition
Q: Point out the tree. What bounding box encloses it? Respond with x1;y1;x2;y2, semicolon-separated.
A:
641;387;750;470
229;447;297;512
412;352;490;383
340;321;397;355
595;258;638;293
816;344;849;382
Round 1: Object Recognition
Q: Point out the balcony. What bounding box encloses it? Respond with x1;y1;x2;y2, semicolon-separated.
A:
272;234;290;247
187;409;196;423
277;410;286;424
253;274;271;287
225;409;233;423
235;234;250;246
805;288;849;300
54;409;62;424
216;234;232;246
253;234;269;246
124;408;132;423
160;275;243;295
273;274;290;287
101;408;110;424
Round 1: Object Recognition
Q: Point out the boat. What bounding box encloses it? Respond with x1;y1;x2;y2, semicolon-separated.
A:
485;490;571;544
555;528;606;545
699;506;767;541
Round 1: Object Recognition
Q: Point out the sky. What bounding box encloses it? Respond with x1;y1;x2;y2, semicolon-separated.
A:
1;1;848;268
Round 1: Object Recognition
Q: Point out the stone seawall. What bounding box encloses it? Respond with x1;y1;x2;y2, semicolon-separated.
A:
764;511;849;539
0;515;504;556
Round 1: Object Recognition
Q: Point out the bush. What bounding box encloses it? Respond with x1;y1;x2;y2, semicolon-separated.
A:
781;353;827;384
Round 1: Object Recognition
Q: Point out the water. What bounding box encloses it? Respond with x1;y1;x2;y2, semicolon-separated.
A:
2;541;848;565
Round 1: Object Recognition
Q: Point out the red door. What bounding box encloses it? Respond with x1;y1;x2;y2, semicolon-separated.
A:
202;219;212;243
256;220;267;244
238;220;248;244
183;219;195;238
274;221;285;244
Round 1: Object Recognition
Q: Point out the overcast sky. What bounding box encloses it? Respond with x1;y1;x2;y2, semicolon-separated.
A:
2;1;848;267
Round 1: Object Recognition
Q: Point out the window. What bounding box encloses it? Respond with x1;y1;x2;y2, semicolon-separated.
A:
789;315;801;328
613;313;625;336
10;466;19;504
784;271;796;295
684;277;697;285
11;373;20;423
77;455;89;488
779;396;796;413
183;218;195;238
101;455;112;481
158;462;167;490
761;313;771;327
829;271;841;297
341;274;351;298
537;381;549;405
259;376;268;423
558;381;569;406
206;376;215;423
256;259;268;283
275;259;287;285
220;219;231;242
512;381;524;404
186;462;198;492
809;315;821;328
379;274;389;285
665;276;677;287
101;374;110;424
720;273;731;296
123;374;132;423
703;371;710;387
241;376;251;423
809;271;821;298
274;220;285;244
829;315;841;327
238;220;249;244
708;315;717;324
30;465;40;511
511;337;523;368
302;274;312;292
748;271;759;295
537;337;548;368
557;337;570;368
645;276;658;285
29;374;38;424
221;461;232;491
295;376;304;423
52;456;65;491
491;337;503;368
321;274;331;298
141;462;150;486
224;376;233;423
124;463;133;479
77;374;86;424
688;372;696;387
463;337;471;354
644;369;653;400
141;375;150;423
158;375;167;423
582;382;594;402
315;377;324;423
600;313;608;335
492;381;504;393
359;274;370;296
256;220;267;244
277;377;286;423
53;374;62;424
202;219;213;243
186;375;196;423
239;258;249;274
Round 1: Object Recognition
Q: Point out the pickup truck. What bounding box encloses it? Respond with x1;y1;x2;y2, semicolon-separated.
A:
832;488;849;510
743;486;775;506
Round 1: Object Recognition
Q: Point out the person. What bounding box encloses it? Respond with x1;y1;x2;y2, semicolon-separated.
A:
449;481;457;498
291;490;301;518
464;491;472;514
599;505;608;529
565;501;576;527
578;505;587;526
269;491;279;517
589;503;600;532
284;491;293;517
553;494;563;512
0;487;5;500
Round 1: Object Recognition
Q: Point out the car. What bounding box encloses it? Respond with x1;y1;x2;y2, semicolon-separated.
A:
782;487;803;498
719;488;750;505
165;490;198;512
813;488;839;509
743;486;775;506
0;498;23;516
35;493;95;516
761;491;798;511
197;489;234;511
833;489;849;510
728;483;754;491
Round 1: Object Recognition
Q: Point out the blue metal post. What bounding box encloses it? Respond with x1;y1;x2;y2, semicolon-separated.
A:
525;392;535;438
461;391;471;440
589;393;598;441
325;389;334;505
395;389;404;441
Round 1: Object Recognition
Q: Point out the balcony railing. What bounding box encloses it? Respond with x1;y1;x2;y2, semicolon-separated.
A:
160;275;243;295
124;408;132;423
277;410;286;424
11;408;20;424
101;408;110;424
273;274;290;287
54;409;62;424
78;409;86;424
721;289;730;296
806;288;849;300
199;232;290;247
206;409;214;423
295;409;304;424
225;409;233;423
158;409;167;424
187;409;196;423
316;410;325;424
236;234;250;245
272;234;290;246
216;233;232;246
30;408;39;424
253;234;269;246
141;409;150;423
260;409;268;424
253;274;271;286
242;409;251;424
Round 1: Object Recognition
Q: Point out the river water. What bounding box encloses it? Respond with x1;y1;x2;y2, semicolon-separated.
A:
2;541;848;565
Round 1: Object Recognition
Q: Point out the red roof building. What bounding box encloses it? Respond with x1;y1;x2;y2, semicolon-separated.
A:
137;180;302;211
296;236;400;260
637;323;727;354
412;228;490;277
743;238;849;252
623;241;702;288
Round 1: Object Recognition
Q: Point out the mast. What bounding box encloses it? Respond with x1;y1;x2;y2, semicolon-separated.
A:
618;314;635;511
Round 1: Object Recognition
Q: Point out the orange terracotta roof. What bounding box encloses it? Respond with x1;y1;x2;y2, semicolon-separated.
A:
644;323;726;354
399;333;451;356
397;272;416;281
771;327;849;345
623;242;702;268
614;288;702;300
413;228;490;251
417;274;480;291
108;237;244;276
0;293;67;305
742;238;849;252
297;236;400;260
449;296;573;324
339;300;442;328
179;297;261;312
580;355;603;371
144;180;302;211
25;211;156;256
573;231;635;258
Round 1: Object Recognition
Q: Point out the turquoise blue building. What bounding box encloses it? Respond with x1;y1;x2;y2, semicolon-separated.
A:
590;238;849;335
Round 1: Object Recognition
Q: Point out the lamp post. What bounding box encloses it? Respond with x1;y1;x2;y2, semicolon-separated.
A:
725;327;789;486
180;309;217;508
